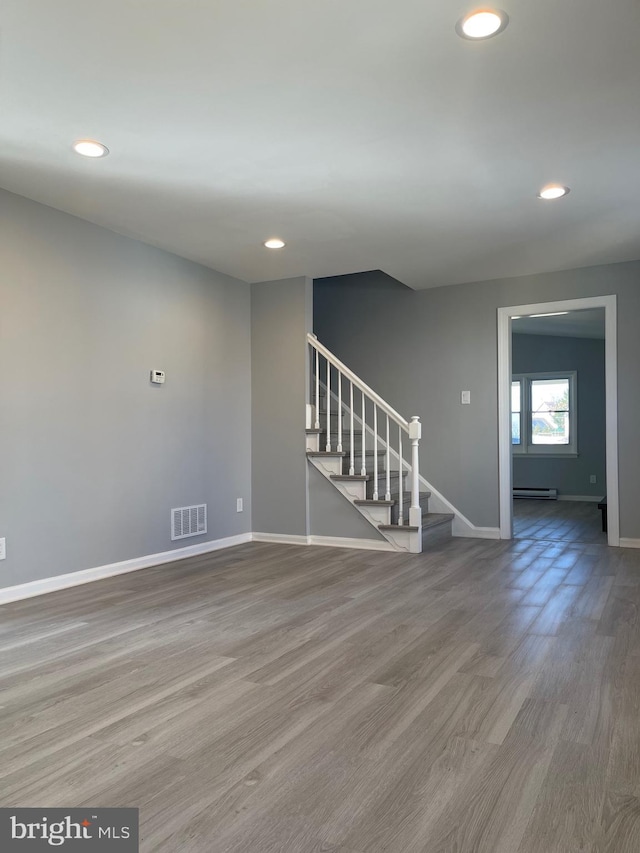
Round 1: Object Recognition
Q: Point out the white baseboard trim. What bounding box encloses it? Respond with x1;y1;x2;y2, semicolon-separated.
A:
253;532;396;551
453;525;501;540
0;533;252;606
308;535;395;551
619;538;640;549
558;495;602;502
251;532;310;546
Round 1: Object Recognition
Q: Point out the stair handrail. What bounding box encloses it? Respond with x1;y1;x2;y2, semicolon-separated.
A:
308;333;422;530
308;334;409;430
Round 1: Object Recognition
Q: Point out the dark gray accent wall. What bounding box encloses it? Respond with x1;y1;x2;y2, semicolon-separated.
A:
0;189;252;590
314;261;640;537
512;334;605;497
251;276;312;536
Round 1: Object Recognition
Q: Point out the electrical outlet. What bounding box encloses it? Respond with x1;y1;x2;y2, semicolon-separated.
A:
0;538;6;560
590;474;597;484
236;498;243;513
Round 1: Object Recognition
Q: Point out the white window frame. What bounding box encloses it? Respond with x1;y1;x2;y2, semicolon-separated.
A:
511;371;577;456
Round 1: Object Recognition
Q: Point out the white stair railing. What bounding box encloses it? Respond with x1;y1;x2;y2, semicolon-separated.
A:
308;333;422;529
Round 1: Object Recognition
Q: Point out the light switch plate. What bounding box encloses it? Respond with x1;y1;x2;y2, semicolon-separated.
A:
0;538;6;560
461;391;471;405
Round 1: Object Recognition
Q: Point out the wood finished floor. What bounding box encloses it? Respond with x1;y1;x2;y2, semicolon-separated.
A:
514;498;607;544
1;537;640;852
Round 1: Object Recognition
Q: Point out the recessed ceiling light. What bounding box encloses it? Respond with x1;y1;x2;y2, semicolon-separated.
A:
264;238;286;249
72;139;109;158
537;184;570;200
456;9;509;39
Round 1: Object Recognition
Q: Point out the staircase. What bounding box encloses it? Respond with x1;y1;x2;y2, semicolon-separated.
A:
306;334;453;553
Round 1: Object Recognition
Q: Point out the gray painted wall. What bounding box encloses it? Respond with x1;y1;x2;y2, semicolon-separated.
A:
512;333;605;498
314;261;640;537
251;276;312;536
308;465;386;540
0;189;252;590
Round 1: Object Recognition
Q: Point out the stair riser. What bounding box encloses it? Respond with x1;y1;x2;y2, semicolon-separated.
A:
319;429;390;449
357;505;393;526
343;457;390;476
422;520;454;547
316;412;348;427
309;455;344;477
306;434;320;452
366;475;407;498
391;496;431;524
322;434;384;448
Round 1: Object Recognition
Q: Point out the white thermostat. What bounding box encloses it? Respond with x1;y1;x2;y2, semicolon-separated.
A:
150;370;166;384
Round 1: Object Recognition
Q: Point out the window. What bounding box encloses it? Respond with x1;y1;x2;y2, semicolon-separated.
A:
511;372;577;455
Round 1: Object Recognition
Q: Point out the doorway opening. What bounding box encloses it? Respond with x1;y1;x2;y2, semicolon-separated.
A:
498;296;619;546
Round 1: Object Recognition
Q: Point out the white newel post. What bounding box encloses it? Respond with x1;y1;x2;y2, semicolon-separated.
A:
409;416;421;528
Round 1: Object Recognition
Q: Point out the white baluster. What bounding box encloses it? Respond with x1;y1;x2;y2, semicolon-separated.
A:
385;415;391;501
314;346;320;429
398;426;403;525
409;416;422;528
349;382;355;476
361;391;366;476
373;404;378;500
337;370;343;452
326;360;332;452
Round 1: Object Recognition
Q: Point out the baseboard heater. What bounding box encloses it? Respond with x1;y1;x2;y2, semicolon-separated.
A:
513;487;558;500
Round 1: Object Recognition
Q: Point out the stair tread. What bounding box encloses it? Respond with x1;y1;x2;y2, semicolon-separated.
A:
307;451;346;457
331;474;370;481
423;513;455;527
355;491;431;507
379;513;454;532
332;450;386;456
369;492;431;502
306;428;322;435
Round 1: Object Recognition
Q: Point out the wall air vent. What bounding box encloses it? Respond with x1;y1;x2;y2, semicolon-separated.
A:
171;504;207;540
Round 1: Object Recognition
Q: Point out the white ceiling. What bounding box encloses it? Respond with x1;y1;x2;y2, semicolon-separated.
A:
512;308;605;339
2;1;640;289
